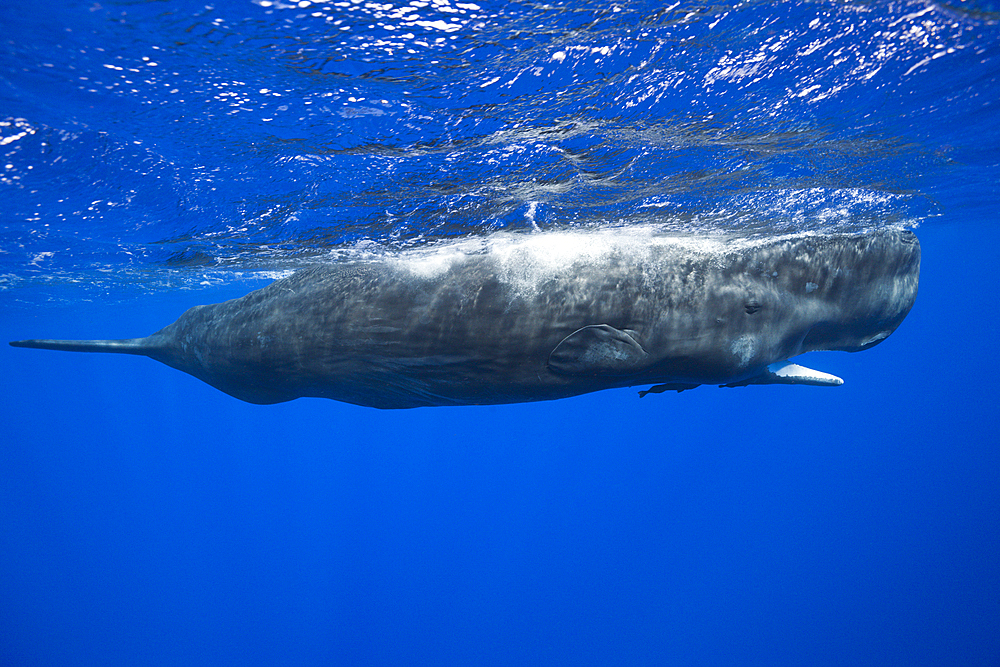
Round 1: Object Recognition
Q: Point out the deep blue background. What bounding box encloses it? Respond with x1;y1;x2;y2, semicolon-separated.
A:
3;1;1000;665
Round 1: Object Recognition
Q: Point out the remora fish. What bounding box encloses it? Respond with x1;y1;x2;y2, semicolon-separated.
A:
10;228;920;408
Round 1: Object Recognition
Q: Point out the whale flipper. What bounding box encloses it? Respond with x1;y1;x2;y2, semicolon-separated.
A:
722;361;844;388
547;324;649;375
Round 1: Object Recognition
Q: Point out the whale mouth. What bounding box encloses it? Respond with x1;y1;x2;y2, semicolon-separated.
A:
799;320;898;353
799;321;838;351
858;330;891;349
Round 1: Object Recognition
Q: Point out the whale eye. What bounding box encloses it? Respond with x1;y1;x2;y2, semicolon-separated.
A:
745;301;761;314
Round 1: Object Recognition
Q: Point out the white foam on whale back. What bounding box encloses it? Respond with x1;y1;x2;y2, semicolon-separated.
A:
394;225;732;280
385;222;910;301
487;227;731;298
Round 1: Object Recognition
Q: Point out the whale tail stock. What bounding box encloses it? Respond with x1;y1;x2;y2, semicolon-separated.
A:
9;337;160;356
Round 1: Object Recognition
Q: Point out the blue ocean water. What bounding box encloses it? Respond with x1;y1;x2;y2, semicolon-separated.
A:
2;0;999;664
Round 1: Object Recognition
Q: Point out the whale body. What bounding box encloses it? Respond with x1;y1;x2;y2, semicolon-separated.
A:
10;227;920;408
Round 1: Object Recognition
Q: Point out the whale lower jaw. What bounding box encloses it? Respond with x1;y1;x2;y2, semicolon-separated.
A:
721;361;844;388
637;360;843;398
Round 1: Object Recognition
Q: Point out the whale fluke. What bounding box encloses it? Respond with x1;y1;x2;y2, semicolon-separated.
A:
9;337;159;356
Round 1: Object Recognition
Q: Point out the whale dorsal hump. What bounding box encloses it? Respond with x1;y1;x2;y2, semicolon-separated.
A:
548;324;649;376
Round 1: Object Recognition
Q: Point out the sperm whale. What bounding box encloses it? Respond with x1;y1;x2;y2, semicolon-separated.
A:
10;227;920;408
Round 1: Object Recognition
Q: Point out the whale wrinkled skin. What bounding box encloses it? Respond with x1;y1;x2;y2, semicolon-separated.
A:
10;228;920;408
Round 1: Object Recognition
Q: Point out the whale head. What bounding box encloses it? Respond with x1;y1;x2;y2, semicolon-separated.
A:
786;229;921;355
